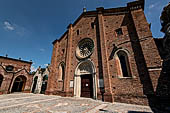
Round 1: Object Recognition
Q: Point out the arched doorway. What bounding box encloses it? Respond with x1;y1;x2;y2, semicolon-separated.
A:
11;75;26;92
74;60;97;99
32;76;38;93
40;75;48;94
0;74;3;88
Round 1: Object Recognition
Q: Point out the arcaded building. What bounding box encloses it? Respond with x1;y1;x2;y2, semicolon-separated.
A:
46;0;162;105
0;56;33;94
31;65;49;94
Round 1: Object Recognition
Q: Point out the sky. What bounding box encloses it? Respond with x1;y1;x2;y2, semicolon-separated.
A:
0;0;169;71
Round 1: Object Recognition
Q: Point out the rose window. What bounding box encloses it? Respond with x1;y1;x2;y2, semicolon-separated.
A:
76;38;94;59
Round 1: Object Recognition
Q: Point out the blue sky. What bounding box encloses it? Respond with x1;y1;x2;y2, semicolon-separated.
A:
0;0;169;71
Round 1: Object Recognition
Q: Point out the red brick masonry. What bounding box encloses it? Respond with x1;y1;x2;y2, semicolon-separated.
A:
0;56;33;94
46;0;162;105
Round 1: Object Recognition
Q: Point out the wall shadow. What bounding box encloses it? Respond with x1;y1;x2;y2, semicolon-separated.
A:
155;49;170;112
127;10;170;112
126;13;158;112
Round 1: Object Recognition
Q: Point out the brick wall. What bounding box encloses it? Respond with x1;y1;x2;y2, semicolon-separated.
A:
0;56;32;94
46;0;162;105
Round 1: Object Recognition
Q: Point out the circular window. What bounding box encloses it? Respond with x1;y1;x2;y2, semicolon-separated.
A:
76;38;94;59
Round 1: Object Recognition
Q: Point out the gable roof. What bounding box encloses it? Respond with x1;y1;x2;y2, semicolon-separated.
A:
52;0;145;45
0;56;32;64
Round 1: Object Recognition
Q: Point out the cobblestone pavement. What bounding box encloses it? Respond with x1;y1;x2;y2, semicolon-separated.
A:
0;93;153;113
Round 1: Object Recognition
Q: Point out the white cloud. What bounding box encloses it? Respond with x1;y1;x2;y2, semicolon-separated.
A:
3;21;15;31
31;66;37;72
40;48;45;52
3;21;29;37
16;26;27;36
149;2;159;9
44;64;49;67
149;4;155;9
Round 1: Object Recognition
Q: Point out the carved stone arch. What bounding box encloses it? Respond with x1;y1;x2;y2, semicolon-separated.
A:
114;49;132;78
14;75;28;82
74;59;97;99
75;59;96;75
113;48;130;58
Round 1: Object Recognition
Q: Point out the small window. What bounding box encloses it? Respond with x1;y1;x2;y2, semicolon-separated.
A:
62;49;65;54
77;29;80;35
119;55;129;77
6;65;14;71
115;28;123;36
91;22;94;29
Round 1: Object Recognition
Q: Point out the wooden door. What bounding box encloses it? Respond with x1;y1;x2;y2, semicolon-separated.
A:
81;74;93;98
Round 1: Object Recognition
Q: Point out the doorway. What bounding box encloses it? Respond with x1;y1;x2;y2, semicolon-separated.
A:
11;75;26;92
32;76;38;93
40;75;48;94
81;74;93;98
74;60;97;99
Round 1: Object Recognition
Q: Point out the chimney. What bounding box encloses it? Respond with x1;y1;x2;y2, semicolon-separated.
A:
83;7;86;12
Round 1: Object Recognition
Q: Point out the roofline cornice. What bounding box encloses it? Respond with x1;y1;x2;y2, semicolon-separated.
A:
52;30;68;45
0;56;32;64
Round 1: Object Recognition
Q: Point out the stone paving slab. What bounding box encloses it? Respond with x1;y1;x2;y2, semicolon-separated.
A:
0;93;153;113
0;93;35;100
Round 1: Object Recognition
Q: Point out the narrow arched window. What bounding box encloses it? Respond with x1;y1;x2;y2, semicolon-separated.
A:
116;50;131;78
58;62;65;81
0;75;3;88
61;65;65;81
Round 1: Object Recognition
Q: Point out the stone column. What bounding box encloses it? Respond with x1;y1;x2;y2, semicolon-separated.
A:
92;73;97;99
73;75;81;97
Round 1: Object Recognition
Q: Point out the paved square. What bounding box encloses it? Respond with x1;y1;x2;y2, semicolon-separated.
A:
0;93;153;113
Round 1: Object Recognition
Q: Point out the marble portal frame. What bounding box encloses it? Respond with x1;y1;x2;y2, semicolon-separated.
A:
74;59;97;99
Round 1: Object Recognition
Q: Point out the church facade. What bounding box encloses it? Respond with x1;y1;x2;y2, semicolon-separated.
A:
46;0;162;105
